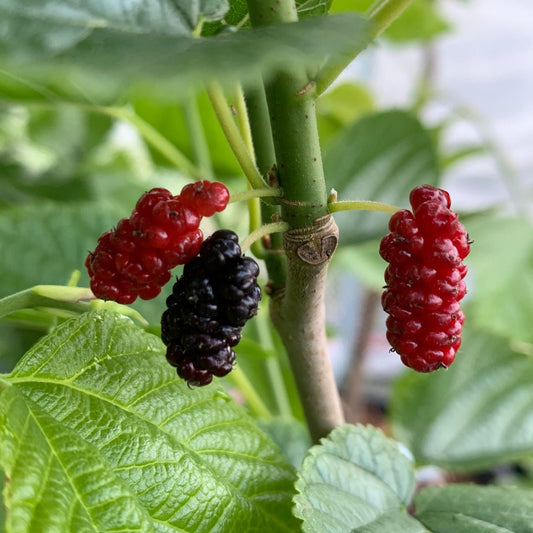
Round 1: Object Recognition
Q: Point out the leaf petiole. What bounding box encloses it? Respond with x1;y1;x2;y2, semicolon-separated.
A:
206;81;268;190
229;187;282;205
328;199;401;214
240;222;290;254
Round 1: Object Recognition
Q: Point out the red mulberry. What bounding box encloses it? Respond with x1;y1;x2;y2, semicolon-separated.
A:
380;184;470;372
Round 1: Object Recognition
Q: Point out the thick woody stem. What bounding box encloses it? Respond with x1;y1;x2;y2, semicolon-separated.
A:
269;216;344;442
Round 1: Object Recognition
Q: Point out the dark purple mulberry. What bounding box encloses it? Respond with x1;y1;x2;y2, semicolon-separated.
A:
161;230;262;386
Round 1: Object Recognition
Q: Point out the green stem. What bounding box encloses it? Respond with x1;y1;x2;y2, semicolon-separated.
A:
229;366;272;419
247;194;267;258
240;222;289;254
328;200;400;214
97;106;202;178
247;0;345;442
229;187;281;204
230;84;267;256
244;84;277;177
316;0;415;95
253;310;293;418
0;286;148;325
206;82;267;190
232;85;255;157
0;286;93;319
182;92;214;179
245;82;287;291
265;358;292;418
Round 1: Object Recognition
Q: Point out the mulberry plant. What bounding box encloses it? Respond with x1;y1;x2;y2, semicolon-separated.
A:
2;2;532;533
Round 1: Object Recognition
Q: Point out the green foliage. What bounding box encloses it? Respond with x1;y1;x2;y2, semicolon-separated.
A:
0;2;370;105
294;424;418;532
1;1;532;530
133;92;242;176
0;311;299;532
317;82;376;148
294;425;533;531
0;203;121;297
465;215;533;343
324;110;440;243
415;485;533;532
259;418;312;469
391;330;533;470
330;0;449;42
203;0;333;35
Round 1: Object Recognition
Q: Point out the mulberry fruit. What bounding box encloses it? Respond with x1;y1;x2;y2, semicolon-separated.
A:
86;181;229;304
161;230;261;386
380;184;470;372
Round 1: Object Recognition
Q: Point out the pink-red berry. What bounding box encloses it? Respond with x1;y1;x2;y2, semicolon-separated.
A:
380;184;470;372
86;181;230;304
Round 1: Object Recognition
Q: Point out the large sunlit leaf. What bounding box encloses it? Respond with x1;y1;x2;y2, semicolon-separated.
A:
324;110;440;244
293;424;422;532
0;310;299;532
0;5;370;105
391;330;533;470
415;485;533;532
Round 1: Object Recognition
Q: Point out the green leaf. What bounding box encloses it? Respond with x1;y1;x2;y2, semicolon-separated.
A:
317;82;375;148
294;424;419;532
133;92;242;176
391;330;533;470
0;310;299;532
0;202;121;297
324;110;440;244
381;0;450;43
415;485;533;532
330;0;450;42
259;417;311;469
0;8;371;105
466;215;533;343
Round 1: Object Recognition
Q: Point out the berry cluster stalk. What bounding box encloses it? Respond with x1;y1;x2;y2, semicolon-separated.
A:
246;0;344;442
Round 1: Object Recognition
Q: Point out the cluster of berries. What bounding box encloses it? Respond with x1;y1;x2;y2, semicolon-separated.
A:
379;184;470;372
161;230;261;386
86;181;229;304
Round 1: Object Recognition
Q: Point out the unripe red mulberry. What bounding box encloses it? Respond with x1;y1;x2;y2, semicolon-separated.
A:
86;181;230;303
380;184;470;372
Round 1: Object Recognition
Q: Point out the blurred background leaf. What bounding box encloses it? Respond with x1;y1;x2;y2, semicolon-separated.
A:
330;0;450;42
323;109;440;244
391;329;533;471
0;6;370;105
